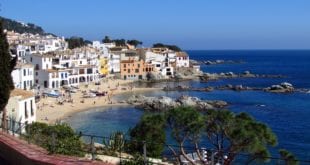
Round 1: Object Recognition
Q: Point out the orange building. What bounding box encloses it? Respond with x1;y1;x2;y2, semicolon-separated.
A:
120;58;154;80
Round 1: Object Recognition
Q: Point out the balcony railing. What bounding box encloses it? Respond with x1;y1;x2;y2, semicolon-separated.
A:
1;117;308;165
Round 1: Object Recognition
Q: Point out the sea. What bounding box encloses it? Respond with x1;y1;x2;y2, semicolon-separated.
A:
66;50;310;163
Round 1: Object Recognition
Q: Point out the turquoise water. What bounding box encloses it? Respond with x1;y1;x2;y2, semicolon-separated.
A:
67;50;310;162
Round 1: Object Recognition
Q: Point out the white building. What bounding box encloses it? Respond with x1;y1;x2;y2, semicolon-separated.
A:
15;45;28;60
108;54;121;73
25;48;100;89
5;89;36;132
92;41;110;57
6;31;67;54
143;49;175;78
11;62;34;90
175;52;189;68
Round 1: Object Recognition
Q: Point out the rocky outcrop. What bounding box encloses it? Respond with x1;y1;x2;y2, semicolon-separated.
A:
127;95;228;111
264;82;294;93
203;60;244;65
163;85;213;92
199;71;286;81
215;84;254;91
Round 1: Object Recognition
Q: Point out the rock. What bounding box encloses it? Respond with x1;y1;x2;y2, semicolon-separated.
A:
271;85;284;90
265;82;294;93
94;142;105;149
128;95;228;111
233;85;243;91
206;100;228;108
281;82;293;88
243;71;251;75
226;84;233;88
204;61;213;65
177;95;199;107
216;60;224;63
225;72;234;76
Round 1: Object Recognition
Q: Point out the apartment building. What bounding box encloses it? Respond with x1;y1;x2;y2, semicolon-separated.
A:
5;89;36;132
11;62;34;90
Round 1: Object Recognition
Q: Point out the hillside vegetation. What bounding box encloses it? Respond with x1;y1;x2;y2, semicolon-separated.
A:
0;16;50;35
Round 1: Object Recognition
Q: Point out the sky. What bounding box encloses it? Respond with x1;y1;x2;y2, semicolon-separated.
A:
0;0;310;50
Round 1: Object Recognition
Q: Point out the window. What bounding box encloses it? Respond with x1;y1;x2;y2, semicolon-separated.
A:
123;64;126;68
80;61;82;64
127;69;130;73
36;72;38;76
46;64;48;69
23;69;26;76
79;69;85;74
28;69;30;75
124;69;126;71
35;64;40;70
135;69;139;73
30;100;34;116
138;64;140;68
87;68;92;74
24;102;28;119
30;57;32;62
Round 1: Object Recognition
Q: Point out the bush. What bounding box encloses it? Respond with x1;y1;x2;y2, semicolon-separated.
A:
26;122;83;156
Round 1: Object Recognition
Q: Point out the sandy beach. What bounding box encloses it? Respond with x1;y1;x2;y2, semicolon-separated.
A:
36;79;161;124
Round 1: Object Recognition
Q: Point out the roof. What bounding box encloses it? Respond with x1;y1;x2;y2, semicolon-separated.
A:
176;52;189;57
45;69;58;73
10;89;34;100
15;62;34;69
120;60;135;63
32;53;55;58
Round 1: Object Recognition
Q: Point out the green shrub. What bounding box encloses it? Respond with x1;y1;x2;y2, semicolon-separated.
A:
26;122;83;156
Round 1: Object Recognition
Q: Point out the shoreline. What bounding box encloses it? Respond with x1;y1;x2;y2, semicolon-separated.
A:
36;79;161;124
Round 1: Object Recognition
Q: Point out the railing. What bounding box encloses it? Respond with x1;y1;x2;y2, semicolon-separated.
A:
1;118;309;165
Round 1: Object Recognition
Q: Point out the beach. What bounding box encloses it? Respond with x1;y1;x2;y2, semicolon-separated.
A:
36;78;161;124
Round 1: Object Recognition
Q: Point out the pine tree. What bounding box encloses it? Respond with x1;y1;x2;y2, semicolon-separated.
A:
0;20;17;128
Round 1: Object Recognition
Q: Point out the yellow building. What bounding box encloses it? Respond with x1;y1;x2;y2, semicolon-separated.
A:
99;57;109;76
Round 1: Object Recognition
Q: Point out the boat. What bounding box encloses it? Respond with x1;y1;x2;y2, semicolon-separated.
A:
43;90;60;98
83;93;96;98
96;91;108;96
89;89;98;93
71;85;79;89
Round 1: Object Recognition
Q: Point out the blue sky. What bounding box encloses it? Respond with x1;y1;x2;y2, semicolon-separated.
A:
1;0;310;50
